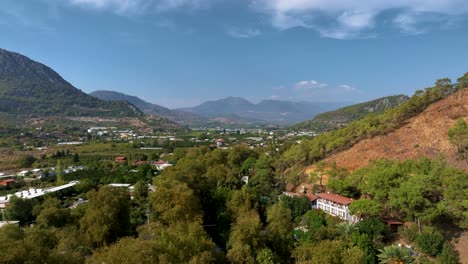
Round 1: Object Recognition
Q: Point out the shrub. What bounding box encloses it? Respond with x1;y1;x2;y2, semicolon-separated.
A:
436;242;460;264
398;224;419;243
415;230;444;256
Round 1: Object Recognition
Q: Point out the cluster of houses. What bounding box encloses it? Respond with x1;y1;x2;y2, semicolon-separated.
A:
114;157;173;170
87;127;137;139
15;165;86;178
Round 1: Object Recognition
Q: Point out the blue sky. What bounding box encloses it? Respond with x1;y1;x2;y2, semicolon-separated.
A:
1;0;467;108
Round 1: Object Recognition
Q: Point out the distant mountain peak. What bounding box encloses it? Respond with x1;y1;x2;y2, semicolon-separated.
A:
177;96;349;125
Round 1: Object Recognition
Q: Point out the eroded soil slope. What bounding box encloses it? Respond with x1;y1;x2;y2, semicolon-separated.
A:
324;89;468;171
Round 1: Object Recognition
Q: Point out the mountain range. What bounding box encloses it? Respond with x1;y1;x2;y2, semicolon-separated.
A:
177;97;350;125
91;91;352;127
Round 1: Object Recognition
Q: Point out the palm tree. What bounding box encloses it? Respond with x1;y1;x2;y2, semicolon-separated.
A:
337;222;357;241
378;245;414;264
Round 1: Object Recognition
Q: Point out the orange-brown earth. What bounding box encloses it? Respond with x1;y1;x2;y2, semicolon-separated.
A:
322;89;468;171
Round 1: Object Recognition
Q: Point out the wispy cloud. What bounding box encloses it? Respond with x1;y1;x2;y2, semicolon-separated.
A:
226;27;261;38
67;0;211;13
252;0;468;38
294;80;328;90
271;80;361;101
338;84;357;92
37;0;468;39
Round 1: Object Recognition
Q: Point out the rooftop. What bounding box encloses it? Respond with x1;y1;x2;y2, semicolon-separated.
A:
317;192;353;205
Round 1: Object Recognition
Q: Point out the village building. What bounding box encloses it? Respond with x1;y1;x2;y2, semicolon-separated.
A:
0;179;16;187
153;160;172;170
0;181;79;209
115;156;127;163
313;192;359;223
282;191;358;223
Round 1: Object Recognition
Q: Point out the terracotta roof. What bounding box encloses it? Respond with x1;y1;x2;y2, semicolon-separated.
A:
133;161;147;165
115;156;127;161
317;192;353;205
306;194;318;202
154;161;169;165
383;220;404;225
1;179;16;183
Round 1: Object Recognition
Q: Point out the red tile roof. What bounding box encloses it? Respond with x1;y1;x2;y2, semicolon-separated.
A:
2;179;15;183
317;192;353;205
306;194;318;202
154;161;169;165
115;156;127;161
0;179;16;186
383;220;404;225
133;161;147;165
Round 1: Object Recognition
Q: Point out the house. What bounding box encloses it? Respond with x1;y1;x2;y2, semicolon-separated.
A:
0;221;20;228
0;179;16;187
216;139;225;147
17;170;29;177
153;161;172;170
115;156;127;163
31;168;42;174
383;220;405;232
315;192;359;223
133;161;147;166
109;183;131;188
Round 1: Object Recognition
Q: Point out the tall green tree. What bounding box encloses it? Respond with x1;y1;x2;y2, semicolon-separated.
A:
3;196;34;225
80;185;131;247
33;197;71;228
92;221;217;264
56;160;64;185
149;177;203;224
227;210;263;264
266;202;294;260
348;199;382;219
448;118;468;164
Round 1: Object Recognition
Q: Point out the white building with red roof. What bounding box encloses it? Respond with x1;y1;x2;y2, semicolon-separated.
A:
153;160;172;170
315;192;358;223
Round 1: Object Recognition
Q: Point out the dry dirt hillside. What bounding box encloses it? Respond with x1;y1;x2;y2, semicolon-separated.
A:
323;88;468;171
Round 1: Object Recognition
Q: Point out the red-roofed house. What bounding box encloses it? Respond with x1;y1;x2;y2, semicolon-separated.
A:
153;161;172;170
316;192;358;223
115;156;127;163
0;179;16;187
133;161;147;166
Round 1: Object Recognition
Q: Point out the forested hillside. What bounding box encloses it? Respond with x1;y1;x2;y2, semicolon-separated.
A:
0;49;141;117
292;95;409;132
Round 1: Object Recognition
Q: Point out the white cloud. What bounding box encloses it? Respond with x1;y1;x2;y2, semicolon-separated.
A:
338;84;357;92
294;80;328;90
227;27;261;38
68;0;211;13
60;0;468;38
252;0;468;38
270;80;362;101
